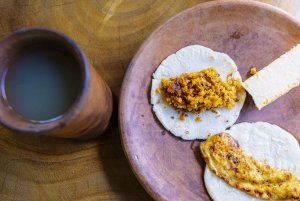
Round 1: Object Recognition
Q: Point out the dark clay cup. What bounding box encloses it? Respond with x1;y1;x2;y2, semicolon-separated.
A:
0;28;113;140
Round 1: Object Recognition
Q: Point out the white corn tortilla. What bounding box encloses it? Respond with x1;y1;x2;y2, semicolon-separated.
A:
151;45;246;140
204;122;300;201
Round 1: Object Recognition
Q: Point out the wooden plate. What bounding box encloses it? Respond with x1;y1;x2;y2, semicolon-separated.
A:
119;1;300;200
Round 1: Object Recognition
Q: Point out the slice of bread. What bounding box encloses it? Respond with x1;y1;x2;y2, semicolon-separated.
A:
243;44;300;110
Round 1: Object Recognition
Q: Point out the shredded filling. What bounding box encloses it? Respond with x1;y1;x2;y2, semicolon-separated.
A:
156;67;244;113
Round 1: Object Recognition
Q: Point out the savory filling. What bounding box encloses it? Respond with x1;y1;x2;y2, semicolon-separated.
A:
250;67;257;75
200;133;300;200
156;67;244;114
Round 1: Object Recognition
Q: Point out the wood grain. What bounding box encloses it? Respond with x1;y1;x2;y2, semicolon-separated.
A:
0;0;299;200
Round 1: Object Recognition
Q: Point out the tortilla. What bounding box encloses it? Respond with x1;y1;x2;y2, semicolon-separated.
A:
204;122;300;201
150;45;246;140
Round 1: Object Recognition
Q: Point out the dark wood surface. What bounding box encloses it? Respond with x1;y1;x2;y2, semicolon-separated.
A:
0;0;299;200
120;1;300;200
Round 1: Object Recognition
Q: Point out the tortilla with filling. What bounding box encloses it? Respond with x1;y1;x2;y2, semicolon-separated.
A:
151;45;246;140
204;122;300;201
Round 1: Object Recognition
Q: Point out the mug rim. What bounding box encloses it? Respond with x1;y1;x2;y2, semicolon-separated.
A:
0;27;90;134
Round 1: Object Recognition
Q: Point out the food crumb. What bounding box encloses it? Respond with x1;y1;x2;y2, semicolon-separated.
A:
178;112;186;121
171;116;174;119
195;117;202;122
211;109;218;114
185;131;189;134
157;100;161;104
217;114;221;118
250;67;257;75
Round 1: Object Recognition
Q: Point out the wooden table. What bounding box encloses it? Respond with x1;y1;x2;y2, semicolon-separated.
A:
0;0;298;200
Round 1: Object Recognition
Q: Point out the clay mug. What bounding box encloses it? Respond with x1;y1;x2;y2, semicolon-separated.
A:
0;28;113;140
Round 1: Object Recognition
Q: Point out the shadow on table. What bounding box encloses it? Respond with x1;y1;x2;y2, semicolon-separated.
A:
96;98;154;201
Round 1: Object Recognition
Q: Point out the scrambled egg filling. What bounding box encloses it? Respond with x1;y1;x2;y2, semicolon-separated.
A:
157;67;244;113
200;133;300;200
250;67;257;75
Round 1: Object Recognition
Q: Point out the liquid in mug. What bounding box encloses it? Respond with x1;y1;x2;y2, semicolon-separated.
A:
3;47;81;121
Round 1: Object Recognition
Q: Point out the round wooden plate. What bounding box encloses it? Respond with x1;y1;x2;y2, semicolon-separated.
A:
119;1;300;200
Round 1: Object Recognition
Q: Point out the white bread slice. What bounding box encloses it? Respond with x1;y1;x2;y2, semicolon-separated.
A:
243;44;300;110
